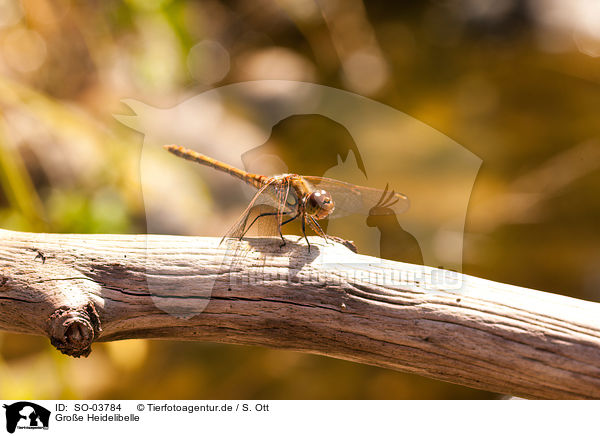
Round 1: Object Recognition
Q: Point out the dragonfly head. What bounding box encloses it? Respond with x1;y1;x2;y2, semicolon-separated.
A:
305;189;335;219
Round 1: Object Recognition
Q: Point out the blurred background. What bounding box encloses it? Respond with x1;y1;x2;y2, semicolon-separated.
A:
0;0;599;399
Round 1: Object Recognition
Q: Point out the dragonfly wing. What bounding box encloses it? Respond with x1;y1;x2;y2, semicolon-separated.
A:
222;179;296;240
303;176;410;219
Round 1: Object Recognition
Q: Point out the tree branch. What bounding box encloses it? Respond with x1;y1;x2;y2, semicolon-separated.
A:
1;228;599;399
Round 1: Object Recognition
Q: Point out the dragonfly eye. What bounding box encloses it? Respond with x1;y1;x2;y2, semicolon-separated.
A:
306;190;335;219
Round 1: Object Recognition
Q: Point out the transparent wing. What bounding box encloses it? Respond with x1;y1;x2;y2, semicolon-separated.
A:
303;176;410;219
217;178;298;295
221;178;297;240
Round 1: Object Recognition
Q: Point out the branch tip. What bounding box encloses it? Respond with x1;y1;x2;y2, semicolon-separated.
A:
47;303;102;358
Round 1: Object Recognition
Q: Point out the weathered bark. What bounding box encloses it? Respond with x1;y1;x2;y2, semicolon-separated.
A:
1;228;599;399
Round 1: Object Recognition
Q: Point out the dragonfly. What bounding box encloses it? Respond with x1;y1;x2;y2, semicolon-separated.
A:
164;145;410;250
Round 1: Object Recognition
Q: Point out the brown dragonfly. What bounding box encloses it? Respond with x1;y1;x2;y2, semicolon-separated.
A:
164;145;409;250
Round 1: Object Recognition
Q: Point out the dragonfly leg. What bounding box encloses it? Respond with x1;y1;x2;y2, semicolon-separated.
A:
239;210;293;242
279;211;300;247
239;211;278;240
280;212;300;227
301;212;311;252
308;216;330;244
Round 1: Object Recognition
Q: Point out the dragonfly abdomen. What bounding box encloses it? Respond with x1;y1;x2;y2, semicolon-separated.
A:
165;145;265;189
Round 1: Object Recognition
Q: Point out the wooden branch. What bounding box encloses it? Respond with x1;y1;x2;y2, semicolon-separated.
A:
1;228;600;399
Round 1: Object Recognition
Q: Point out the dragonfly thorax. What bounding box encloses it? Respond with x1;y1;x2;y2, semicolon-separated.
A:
304;189;335;219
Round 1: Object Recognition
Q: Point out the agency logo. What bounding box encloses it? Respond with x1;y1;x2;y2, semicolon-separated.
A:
2;402;50;434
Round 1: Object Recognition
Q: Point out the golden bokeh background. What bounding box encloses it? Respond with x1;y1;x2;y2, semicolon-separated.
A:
1;0;599;399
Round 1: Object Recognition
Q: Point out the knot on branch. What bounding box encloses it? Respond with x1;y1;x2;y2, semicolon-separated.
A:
48;303;102;358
